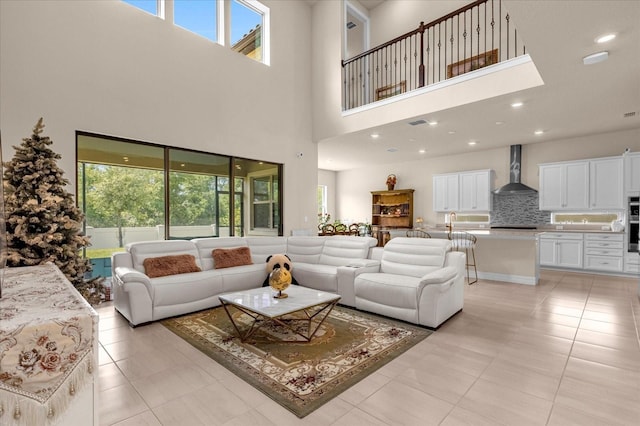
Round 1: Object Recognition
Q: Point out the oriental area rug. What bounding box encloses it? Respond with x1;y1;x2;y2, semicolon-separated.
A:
162;305;432;418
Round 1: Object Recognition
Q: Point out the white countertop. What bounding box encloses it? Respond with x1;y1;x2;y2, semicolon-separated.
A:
419;226;625;241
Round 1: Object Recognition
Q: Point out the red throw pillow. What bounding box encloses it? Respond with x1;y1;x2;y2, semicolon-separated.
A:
143;254;201;278
212;247;253;269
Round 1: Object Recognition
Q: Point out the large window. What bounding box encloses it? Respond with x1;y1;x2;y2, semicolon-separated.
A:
121;0;269;65
235;158;281;235
77;136;165;250
122;0;162;17
168;149;231;238
251;175;277;230
231;0;269;64
174;0;218;43
77;133;282;276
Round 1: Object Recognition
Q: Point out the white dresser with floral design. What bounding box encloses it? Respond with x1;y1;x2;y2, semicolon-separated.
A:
0;263;98;426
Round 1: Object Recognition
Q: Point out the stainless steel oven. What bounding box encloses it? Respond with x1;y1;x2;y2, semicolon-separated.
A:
629;197;639;252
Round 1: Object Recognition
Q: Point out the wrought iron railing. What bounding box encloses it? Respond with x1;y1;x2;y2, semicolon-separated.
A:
341;0;526;110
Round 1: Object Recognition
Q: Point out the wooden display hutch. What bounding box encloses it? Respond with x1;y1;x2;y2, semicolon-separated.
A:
371;188;414;229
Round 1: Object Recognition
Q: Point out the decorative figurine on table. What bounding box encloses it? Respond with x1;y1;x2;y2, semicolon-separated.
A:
386;174;397;190
265;254;293;298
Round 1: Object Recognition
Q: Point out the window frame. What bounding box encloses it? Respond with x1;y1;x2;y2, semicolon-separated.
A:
173;0;219;43
230;0;270;65
76;131;283;243
318;185;328;216
248;170;279;234
121;0;164;18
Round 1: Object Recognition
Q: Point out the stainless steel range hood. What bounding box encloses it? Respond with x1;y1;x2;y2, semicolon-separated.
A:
493;145;538;195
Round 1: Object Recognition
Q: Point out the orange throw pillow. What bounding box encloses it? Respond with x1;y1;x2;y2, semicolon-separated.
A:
212;247;253;269
143;254;201;278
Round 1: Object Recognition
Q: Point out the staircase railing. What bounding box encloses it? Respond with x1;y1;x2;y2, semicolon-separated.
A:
341;0;526;111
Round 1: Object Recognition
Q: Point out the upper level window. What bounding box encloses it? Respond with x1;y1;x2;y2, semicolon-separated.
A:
121;0;269;65
174;0;218;43
231;0;269;65
122;0;162;17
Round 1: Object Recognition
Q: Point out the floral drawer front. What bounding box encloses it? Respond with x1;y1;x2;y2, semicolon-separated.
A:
0;264;97;425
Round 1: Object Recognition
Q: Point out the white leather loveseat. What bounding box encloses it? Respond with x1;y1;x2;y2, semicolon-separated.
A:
111;236;378;326
354;237;465;328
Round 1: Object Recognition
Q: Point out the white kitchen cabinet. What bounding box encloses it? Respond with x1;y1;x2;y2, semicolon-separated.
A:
624;252;639;273
539;161;589;210
433;173;459;212
459;170;492;212
539;233;584;268
433;170;491;212
624;152;640;195
538;238;557;265
539;164;563;210
583;233;623;272
590;157;623;209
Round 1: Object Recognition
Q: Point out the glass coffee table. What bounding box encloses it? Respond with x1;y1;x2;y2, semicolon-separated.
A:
219;286;341;343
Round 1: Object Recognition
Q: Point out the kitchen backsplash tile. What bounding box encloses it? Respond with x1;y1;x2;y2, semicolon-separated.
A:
491;193;551;226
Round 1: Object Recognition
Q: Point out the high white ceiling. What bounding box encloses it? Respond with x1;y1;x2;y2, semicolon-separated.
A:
318;0;640;171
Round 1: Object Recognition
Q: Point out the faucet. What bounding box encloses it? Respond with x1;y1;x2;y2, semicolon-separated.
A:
446;211;457;233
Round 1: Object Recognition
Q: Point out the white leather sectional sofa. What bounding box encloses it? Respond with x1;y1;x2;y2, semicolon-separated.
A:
112;236;379;326
111;235;465;329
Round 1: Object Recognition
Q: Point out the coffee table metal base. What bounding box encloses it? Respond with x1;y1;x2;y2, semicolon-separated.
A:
220;299;339;343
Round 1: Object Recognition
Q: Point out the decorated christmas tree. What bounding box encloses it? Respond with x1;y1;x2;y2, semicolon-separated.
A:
3;118;103;303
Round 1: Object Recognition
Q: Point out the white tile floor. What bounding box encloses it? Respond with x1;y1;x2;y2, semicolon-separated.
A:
96;270;640;425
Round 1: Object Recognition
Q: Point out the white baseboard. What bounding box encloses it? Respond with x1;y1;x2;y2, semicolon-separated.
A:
477;271;538;285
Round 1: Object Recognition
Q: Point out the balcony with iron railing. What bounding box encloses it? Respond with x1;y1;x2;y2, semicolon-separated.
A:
341;0;526;111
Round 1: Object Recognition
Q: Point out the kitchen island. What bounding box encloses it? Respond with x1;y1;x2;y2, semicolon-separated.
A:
429;228;540;285
384;226;627;285
384;227;540;285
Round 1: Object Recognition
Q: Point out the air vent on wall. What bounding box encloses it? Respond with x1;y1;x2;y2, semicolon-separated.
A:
346;21;356;29
408;119;427;126
623;111;637;118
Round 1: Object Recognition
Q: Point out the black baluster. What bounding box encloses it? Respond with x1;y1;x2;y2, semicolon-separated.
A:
506;13;510;60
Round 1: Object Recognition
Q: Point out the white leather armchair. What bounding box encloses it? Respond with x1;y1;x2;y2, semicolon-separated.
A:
354;237;465;328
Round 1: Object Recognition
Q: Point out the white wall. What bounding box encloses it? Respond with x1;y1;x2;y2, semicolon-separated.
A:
0;0;317;236
336;128;640;227
368;1;469;47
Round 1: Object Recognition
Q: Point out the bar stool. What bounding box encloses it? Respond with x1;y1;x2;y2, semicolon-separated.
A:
448;231;478;284
406;230;431;238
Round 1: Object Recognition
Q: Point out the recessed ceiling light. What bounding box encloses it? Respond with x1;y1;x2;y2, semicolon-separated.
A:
419;149;426;154
596;33;616;43
428;121;438;126
511;102;523;108
409;138;416;142
534;130;544;135
583;51;608;65
448;131;456;135
387;147;398;152
370;133;380;139
495;121;504;125
468;141;477;146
